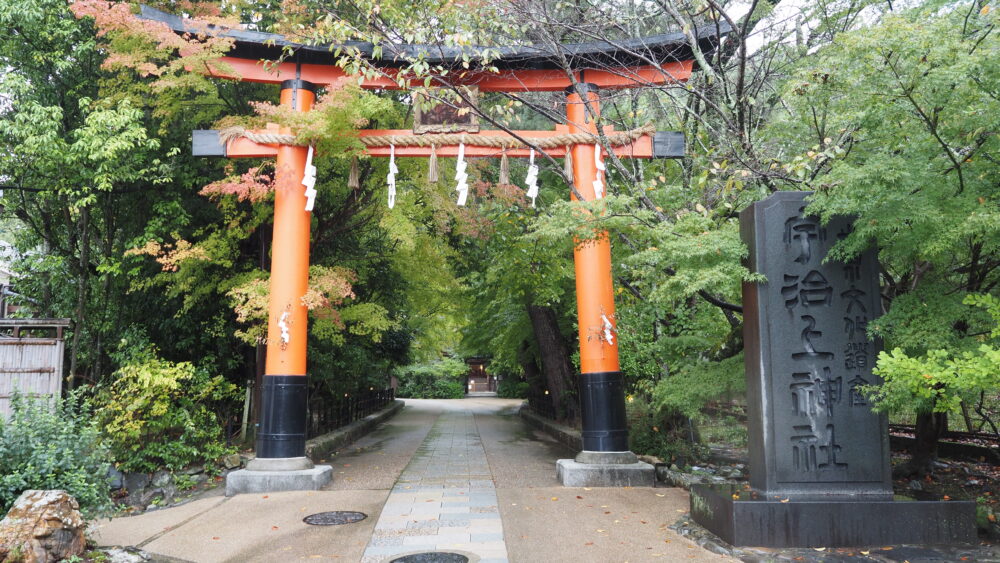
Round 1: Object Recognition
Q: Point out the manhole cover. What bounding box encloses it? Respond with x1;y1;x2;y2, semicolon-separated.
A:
302;511;367;525
390;553;469;563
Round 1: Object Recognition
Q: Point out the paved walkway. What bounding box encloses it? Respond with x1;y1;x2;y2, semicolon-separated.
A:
91;398;733;563
362;411;506;562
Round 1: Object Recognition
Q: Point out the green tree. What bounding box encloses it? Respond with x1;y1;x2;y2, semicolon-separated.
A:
779;1;1000;474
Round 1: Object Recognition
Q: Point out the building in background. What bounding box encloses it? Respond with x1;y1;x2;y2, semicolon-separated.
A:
465;358;496;394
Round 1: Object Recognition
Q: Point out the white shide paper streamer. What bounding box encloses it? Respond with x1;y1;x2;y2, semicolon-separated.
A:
593;143;606;199
525;148;539;207
278;312;291;344
302;145;318;211
455;142;469;206
601;313;615;346
387;144;398;209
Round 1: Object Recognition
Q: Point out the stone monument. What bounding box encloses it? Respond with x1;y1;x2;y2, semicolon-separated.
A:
690;191;975;547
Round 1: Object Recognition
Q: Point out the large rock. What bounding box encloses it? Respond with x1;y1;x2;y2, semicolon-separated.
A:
0;490;86;563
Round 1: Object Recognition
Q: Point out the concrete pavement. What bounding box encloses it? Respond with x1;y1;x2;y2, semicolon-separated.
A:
90;398;733;563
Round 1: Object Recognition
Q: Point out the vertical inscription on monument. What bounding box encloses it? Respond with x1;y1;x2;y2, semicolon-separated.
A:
741;192;891;497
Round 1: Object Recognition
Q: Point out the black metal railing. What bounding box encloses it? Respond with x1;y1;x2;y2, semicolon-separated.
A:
307;388;395;438
526;388;557;420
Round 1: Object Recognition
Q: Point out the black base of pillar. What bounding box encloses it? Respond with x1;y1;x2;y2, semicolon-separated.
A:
690;484;976;547
579;371;629;452
256;375;308;459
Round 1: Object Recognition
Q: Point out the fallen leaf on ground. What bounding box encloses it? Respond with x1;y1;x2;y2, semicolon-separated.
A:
655;493;665;497
212;537;220;540
551;497;558;501
576;496;583;499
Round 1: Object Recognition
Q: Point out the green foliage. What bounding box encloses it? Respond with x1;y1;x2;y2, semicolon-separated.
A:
767;2;1000;452
869;294;1000;416
497;378;529;399
395;358;468;399
93;334;239;473
0;393;112;517
652;354;746;419
627;397;708;467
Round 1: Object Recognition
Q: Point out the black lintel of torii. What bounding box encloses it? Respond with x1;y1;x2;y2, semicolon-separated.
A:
139;5;729;72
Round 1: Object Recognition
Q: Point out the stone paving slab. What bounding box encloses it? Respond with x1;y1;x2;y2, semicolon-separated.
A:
90;497;228;548
363;409;509;562
498;487;733;563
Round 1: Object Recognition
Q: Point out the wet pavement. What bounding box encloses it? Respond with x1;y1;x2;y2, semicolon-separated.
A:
86;398;734;562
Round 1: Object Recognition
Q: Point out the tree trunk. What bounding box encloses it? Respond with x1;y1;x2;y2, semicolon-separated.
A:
960;400;975;432
526;304;577;422
67;206;90;390
894;411;948;478
517;339;541;386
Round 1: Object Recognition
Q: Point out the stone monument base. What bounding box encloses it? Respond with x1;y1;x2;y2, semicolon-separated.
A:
557;451;654;487
691;484;976;547
226;457;332;496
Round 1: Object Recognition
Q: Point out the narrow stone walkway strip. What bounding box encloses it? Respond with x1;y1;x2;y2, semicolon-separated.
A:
362;410;508;563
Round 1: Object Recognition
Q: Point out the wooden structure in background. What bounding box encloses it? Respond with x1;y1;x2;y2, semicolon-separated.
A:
0;319;70;420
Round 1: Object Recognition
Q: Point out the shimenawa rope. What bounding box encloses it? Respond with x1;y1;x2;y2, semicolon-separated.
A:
217;124;655;151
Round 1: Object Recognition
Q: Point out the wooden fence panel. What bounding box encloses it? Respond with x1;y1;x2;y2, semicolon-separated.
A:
0;320;70;420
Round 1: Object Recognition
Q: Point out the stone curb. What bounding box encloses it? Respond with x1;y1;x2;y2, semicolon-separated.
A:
656;467;734;489
305;399;405;460
518;404;582;451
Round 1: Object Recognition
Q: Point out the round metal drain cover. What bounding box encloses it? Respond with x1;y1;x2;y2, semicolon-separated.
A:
390;554;468;563
302;511;367;525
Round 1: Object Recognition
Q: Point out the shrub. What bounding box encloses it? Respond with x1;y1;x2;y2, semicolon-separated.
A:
0;392;112;516
627;396;707;468
497;378;529;399
94;338;239;473
396;358;467;399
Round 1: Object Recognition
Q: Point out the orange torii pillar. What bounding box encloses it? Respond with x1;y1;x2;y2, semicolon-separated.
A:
556;83;654;486
228;79;334;494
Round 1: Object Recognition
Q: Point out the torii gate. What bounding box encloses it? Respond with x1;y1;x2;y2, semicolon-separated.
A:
139;6;725;490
